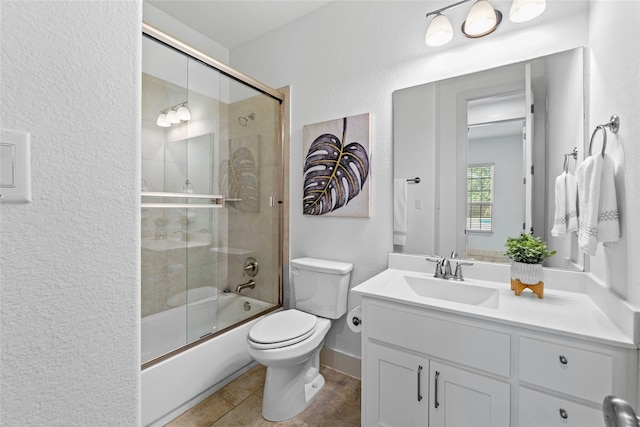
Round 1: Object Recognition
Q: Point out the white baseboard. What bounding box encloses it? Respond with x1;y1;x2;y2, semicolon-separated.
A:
320;347;361;379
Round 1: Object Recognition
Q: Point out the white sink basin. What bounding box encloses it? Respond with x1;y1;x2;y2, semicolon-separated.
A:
386;275;499;309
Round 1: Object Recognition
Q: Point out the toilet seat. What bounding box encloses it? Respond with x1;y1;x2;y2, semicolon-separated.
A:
248;310;317;350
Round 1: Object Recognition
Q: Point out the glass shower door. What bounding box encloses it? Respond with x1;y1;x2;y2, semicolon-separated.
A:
141;34;282;366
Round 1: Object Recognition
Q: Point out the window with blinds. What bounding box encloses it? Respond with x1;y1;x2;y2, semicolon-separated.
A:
467;164;494;231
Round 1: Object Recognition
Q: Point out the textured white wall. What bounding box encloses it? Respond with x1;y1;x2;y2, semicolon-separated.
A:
588;0;640;304
0;1;140;425
230;1;592;357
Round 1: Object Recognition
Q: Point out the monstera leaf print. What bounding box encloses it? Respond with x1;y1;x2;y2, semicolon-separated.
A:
220;147;259;213
303;117;370;215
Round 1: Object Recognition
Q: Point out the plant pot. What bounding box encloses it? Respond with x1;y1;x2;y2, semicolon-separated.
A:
510;261;544;298
510;261;543;285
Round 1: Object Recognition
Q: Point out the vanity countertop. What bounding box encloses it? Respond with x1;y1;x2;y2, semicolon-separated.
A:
352;263;636;349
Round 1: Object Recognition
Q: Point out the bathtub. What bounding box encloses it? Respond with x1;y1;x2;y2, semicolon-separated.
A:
141;288;278;426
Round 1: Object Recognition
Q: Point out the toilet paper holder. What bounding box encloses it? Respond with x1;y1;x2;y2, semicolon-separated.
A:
347;306;362;333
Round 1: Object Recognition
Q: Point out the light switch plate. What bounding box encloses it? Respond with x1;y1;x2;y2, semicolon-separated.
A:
0;129;31;203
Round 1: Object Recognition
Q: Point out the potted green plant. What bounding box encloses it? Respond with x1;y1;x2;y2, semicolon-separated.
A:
503;233;556;298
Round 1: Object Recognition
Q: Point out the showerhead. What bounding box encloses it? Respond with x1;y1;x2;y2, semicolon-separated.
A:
238;113;255;126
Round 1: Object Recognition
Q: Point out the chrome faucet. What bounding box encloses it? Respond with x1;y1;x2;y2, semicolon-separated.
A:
235;279;256;293
441;257;454;279
426;251;473;281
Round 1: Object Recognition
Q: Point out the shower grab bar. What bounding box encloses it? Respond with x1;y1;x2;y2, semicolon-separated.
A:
141;192;224;208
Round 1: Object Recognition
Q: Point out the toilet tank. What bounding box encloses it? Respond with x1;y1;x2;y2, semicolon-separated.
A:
291;257;353;319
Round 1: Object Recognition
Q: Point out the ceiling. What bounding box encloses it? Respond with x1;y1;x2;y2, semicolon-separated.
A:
147;0;333;49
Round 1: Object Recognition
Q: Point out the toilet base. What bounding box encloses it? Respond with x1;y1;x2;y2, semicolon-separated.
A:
261;351;325;421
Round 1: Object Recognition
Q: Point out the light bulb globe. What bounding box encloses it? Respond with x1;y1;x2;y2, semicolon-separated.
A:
166;109;180;124
463;0;499;37
176;105;191;121
425;14;453;47
510;0;546;23
156;113;171;128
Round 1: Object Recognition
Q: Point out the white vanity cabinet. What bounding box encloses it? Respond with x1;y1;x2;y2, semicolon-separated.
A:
362;300;511;427
365;341;510;427
360;298;637;427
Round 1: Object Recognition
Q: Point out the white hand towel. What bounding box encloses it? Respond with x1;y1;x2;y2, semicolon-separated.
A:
576;155;602;255
551;172;568;237
393;179;408;246
551;171;579;237
597;154;620;244
566;172;578;233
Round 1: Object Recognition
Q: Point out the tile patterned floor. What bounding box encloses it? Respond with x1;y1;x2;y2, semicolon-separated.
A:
164;364;361;426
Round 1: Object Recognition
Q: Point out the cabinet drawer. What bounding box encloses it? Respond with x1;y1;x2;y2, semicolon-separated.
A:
519;336;613;403
518;387;603;427
367;303;510;377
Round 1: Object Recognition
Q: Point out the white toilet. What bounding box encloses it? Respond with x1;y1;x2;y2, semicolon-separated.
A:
247;257;353;421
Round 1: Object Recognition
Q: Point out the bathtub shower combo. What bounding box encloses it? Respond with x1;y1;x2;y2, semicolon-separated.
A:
141;24;284;426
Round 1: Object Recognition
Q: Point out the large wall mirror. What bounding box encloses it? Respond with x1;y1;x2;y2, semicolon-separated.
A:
393;47;585;270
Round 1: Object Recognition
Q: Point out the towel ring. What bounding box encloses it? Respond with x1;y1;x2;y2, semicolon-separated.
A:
589;125;607;158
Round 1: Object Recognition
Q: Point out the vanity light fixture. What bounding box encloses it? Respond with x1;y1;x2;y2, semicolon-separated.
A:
156;102;191;128
425;0;546;47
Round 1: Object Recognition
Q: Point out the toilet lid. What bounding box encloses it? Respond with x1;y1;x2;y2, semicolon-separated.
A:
249;310;317;346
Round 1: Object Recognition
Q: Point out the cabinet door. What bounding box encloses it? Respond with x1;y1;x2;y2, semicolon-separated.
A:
365;342;429;427
429;361;510;427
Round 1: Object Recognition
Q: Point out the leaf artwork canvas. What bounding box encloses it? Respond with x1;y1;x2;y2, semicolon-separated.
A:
303;113;371;217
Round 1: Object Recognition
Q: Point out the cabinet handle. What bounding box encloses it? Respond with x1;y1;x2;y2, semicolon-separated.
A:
559;355;568;365
417;365;423;402
559;408;568;419
434;370;440;408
